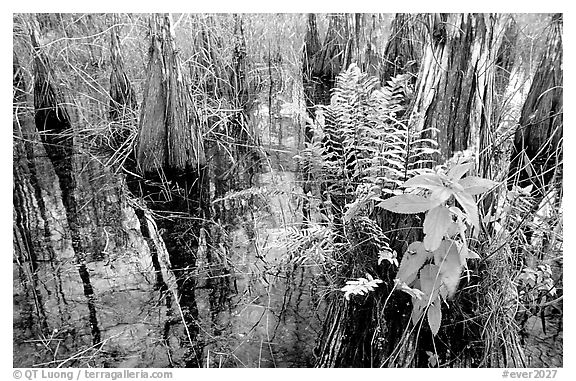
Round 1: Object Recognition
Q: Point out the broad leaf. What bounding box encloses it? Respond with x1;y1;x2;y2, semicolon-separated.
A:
411;295;426;324
429;186;453;204
377;194;439;214
458;176;498;196
433;240;459;266
402;174;444;190
419;264;442;304
411;264;441;324
446;221;459;237
448;208;470;246
395;279;425;299
458;242;478;284
411;265;442;325
448;206;465;220
396;241;432;285
423;206;452;251
426;351;439;367
427;299;442;336
433;240;462;299
454;191;479;231
456;241;481;265
464;248;480;260
448;162;473;181
410;279;428;325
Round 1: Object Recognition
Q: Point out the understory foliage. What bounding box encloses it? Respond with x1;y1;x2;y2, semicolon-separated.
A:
379;164;496;335
293;63;441;302
477;182;562;366
299;64;438;199
291;61;562;366
12;12;562;368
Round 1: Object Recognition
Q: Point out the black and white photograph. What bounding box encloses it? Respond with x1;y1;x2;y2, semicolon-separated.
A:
11;9;564;372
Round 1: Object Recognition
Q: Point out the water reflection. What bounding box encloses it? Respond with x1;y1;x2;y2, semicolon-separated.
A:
14;108;324;367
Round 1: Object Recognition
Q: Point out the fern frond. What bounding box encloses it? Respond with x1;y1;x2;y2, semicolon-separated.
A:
211;185;284;204
292;64;437;275
283;224;335;265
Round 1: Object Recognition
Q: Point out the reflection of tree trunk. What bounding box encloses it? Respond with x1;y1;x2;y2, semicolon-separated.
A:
13;46;100;366
13;53;51;338
29;17;102;346
136;13;208;367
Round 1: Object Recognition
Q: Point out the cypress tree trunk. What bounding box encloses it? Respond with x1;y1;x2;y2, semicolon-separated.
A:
136;13;208;367
312;13;520;368
311;14;427;368
503;16;563;366
381;13;425;83
302;14;353;129
107;21;175;299
409;14;507;161
402;13;526;368
508;14;562;199
301;14;355;226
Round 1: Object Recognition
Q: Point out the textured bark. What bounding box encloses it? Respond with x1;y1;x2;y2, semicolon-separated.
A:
227;14;261;187
300;14;356;226
508;14;562;197
479;16;518;181
405;14;527;368
504;16;563;367
108;20;143;197
302;14;353;128
409;14;508;161
109;24;137;124
346;14;390;82
381;13;426;83
314;13;523;368
108;22;171;295
137;14;205;174
204;14;261;226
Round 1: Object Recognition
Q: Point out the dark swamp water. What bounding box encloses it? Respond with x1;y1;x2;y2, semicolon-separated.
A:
13;101;326;368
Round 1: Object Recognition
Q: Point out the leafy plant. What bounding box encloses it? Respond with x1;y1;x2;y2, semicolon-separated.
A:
518;264;557;302
341;273;383;300
426;350;439;367
379;161;498;335
283;224;335;265
294;64;440;303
